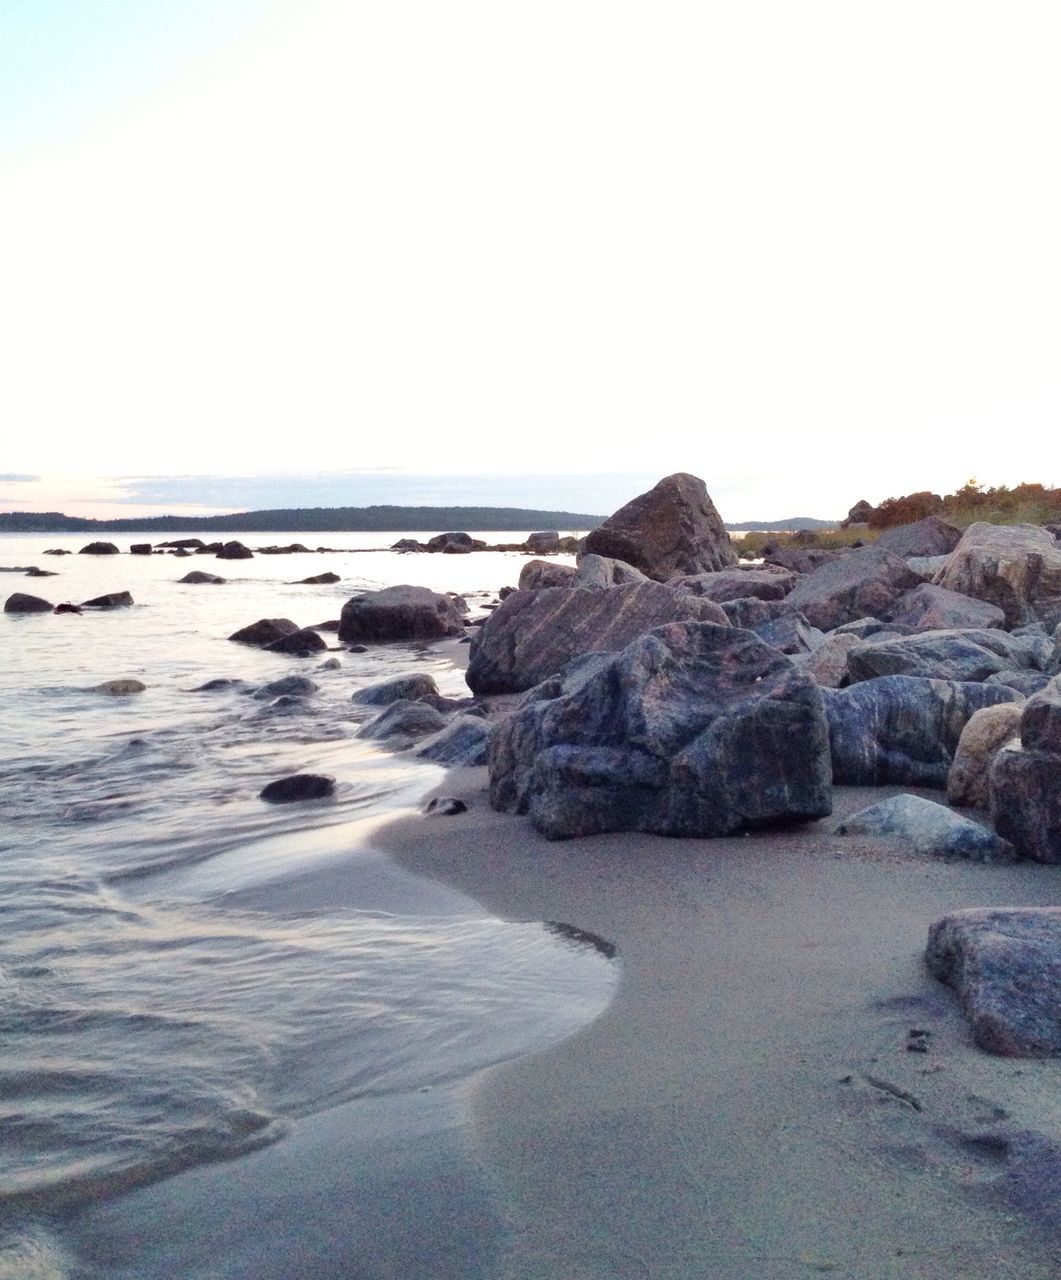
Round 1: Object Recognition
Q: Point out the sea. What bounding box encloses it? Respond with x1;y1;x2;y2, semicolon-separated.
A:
0;531;619;1279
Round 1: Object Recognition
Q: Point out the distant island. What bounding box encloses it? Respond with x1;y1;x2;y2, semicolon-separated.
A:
0;506;836;534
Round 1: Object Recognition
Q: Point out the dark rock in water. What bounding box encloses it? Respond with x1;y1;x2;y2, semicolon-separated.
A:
43;548;72;555
425;532;486;554
318;657;341;670
357;699;447;743
467;582;729;696
834;618;918;640
489;622;832;840
845;628;1044;685
264;628;327;656
25;566;57;577
4;592;53;613
82;591;133;608
93;678;146;695
947;703;1024;809
194;678;247;692
253;675;319;700
991;748;1061;864
79;541;119;555
424;797;468;816
229;618;301;647
54;602;82;614
391;538;424;552
260;773;335;803
216;541;254;560
823;675;1021;786
159;538;206;549
130;543;153;556
926;908;1061;1055
984;670;1052;696
935;522;1061;628
526;531;561;554
836;793;1013;862
583;473;737;581
295;572;341;584
309;620;340;632
498;585;516;600
885;584;1005;631
671;565;797;603
416;716;491;766
875;516;963;558
784;547;923;631
518;560;578;591
179;571;225;584
171;547;191;557
347;643;369;653
574;554;650;588
352;673;440;706
338;585;466;644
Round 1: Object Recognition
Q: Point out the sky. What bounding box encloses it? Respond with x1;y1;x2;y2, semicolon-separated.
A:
2;1;1060;522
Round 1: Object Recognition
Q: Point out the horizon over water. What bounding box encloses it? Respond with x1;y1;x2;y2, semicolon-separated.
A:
0;530;618;1279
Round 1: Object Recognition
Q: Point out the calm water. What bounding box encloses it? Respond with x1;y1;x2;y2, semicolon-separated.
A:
0;531;616;1276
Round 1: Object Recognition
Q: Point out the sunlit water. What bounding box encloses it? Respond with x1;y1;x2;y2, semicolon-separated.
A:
0;532;617;1270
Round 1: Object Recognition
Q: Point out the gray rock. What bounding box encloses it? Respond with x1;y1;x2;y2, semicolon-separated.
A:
823;676;1021;786
81;591;133;608
754;612;823;655
905;555;950;579
130;543;153;555
357;699;447;744
582;473;737;580
885;583;1005;631
193;678;246;692
947;703;1024;809
79;542;120;555
229;618;301;647
834;618;918;639
991;747;1061;864
424;797;468;816
802;632;861;687
845;628;1044;685
876;516;963;558
259;773;335;803
351;673;441;706
295;572;341;584
466;581;728;695
318;657;341;671
253;675;319;700
926;908;1061;1055
984;670;1052;696
93;679;146;695
489;622;832;839
719;597;793;630
216;541;254;560
526;531;561;554
783;547;923;631
835;793;1013;862
762;547;839;574
24;566;57;577
4;592;53;613
415;716;491;766
1020;676;1061;753
670;566;797;603
574;554;650;588
934;522;1061;628
518;560;578;591
264;628;328;657
179;571;225;584
391;538;424;552
338;585;466;643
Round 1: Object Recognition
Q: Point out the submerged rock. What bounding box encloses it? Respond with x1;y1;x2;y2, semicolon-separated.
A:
352;673;440;706
259;773;335;803
264;628;328;657
253;675;319;700
357;699;447;744
179;571;226;584
295;572;341;584
836;794;1013;862
93;679;146;695
229;618;301;647
4;592;53;613
81;591;133;608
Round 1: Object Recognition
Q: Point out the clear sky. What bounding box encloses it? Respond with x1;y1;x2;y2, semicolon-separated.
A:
2;1;1059;522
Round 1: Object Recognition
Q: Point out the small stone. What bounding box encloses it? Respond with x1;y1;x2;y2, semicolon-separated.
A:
93;679;146;695
259;774;335;803
424;797;468;816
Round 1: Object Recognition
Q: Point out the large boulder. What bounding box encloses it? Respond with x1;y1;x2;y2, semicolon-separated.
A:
4;592;53;613
719;597;793;630
180;570;225;584
574;554;650;588
875;516;962;558
934;522;1061;628
518;560;578;591
884;583;1005;631
338;586;466;644
229;618;301;647
823;676;1021;786
670;565;796;603
926;908;1061;1056
844;628;1044;685
582;473;737;581
526;531;561;555
216;541;254;560
783;547;922;631
835;794;1013;862
356;699;447;744
489;622;832;839
762;546;839;574
466;582;728;695
947;702;1024;809
79;542;119;555
990;678;1061;863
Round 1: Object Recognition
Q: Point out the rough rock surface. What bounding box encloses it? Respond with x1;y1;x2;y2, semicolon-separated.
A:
253;675;319;700
947;703;1024;809
926;908;1061;1055
835;793;1013;862
79;542;120;555
783;547;922;631
82;591;133;608
885;583;1005;631
216;541;254;560
489;622;832;839
229;618;300;647
466;582;728;695
351;673;440;706
934;522;1061;628
670;566;796;603
414;716;491;766
4;592;53;613
518;560;578;591
296;572;341;584
179;571;225;584
574;554;650;588
985;670;1052;696
93;679;146;695
801;632;861;687
264;628;328;657
845;628;1044;685
338;585;466;644
823;676;1021;786
719;597;793;630
762;547;839;574
1020;676;1061;753
526;531;561;554
260;774;335;803
754;612;823;656
356;699;447;743
582;473;737;581
875;516;963;558
991;747;1061;864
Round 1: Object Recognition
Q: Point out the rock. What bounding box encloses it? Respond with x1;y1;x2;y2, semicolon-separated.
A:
54;602;82;614
754;611;823;655
934;522;1061;628
843;499;875;526
947;703;1024;808
253;675;319;700
43;548;71;555
984;670;1052;696
875;516;963;558
159;538;206;549
81;591;133;608
425;532;486;554
802;632;861;687
926;908;1061;1055
357;699;447;744
823;676;1021;786
885;584;1006;631
259;774;335;803
351;673;440;706
991;747;1061;864
489;622;832;839
130;543;153;555
391;538;424;552
415;716;491;766
845;629;1044;685
836;794;1013;862
719;597;792;630
1020;676;1061;753
179;571;225;584
670;566;797;603
762;546;840;574
582;473;737;581
518;560;578;591
295;572;341;584
783;547;923;631
24;566;57;577
216;541;254;560
93;679;146;695
79;542;119;555
229;618;301;647
347;643;369;653
423;797;468;816
4;592;53;613
264;628;327;656
834;618;918;639
574;554;651;588
466;581;729;695
193;678;246;692
318;657;341;670
338;586;466;644
905;554;950;580
526;531;561;554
